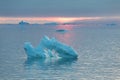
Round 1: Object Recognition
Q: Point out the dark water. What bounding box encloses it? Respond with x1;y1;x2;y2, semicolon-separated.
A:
0;24;120;80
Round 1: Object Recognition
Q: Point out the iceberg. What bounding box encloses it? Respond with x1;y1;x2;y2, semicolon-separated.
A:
19;21;29;25
24;36;78;59
43;22;59;25
56;29;67;33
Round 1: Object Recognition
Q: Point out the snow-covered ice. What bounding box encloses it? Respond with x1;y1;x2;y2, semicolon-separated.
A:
24;36;78;59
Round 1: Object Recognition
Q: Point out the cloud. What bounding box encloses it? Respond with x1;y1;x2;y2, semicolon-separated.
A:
0;0;120;17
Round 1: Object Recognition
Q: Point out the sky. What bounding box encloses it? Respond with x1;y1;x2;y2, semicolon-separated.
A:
0;0;120;23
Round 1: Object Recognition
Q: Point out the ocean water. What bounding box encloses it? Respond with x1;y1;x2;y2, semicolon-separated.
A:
0;24;120;80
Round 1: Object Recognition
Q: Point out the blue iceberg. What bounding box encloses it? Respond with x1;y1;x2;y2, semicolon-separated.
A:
24;36;78;59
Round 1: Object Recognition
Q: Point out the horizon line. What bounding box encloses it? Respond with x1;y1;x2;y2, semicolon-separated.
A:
0;16;120;24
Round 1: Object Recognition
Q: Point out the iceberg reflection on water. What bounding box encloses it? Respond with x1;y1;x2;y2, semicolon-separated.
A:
24;57;78;70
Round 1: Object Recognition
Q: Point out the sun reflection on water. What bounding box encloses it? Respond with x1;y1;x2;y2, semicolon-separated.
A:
54;25;76;45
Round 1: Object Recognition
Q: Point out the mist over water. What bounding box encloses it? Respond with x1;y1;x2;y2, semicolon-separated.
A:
0;24;120;80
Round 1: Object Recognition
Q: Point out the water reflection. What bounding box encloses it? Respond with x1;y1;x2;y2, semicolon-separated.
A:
55;25;75;45
24;57;77;70
56;25;74;30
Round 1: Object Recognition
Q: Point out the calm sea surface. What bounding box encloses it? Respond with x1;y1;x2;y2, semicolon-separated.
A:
0;24;120;80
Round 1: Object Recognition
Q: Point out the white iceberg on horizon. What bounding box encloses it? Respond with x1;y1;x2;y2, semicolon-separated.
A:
24;36;78;59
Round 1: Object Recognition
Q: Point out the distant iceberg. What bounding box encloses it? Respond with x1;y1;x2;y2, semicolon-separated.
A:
56;29;67;33
106;23;117;26
43;22;59;25
19;21;29;25
24;36;78;59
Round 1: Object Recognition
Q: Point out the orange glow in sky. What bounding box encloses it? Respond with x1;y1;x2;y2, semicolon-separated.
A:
0;16;120;24
0;17;101;24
